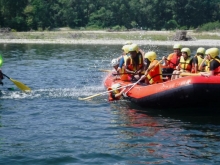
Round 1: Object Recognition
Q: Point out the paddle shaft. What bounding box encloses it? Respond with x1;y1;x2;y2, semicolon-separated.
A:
79;83;133;100
2;73;9;79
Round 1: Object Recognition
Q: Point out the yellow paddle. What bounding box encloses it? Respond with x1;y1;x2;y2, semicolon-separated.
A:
78;84;133;100
180;72;201;77
99;69;111;72
3;73;31;92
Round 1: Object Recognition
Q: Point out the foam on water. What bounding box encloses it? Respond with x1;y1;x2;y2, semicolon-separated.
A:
0;85;106;99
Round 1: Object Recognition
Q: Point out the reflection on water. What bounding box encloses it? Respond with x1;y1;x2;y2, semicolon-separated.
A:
108;101;220;164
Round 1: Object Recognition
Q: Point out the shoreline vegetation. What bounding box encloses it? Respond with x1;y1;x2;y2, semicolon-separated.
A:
0;29;220;46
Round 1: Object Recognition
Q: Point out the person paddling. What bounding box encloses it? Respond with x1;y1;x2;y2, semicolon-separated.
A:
108;83;126;101
125;44;144;81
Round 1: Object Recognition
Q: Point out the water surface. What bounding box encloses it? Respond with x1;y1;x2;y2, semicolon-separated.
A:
0;44;219;165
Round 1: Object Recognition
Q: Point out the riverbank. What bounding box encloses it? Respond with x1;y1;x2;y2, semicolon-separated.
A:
1;38;220;47
0;30;220;46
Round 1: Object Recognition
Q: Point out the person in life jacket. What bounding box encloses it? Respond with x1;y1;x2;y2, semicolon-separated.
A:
162;44;182;78
191;47;206;73
140;51;163;85
171;47;193;80
108;83;126;101
125;44;144;81
200;48;220;77
118;42;145;72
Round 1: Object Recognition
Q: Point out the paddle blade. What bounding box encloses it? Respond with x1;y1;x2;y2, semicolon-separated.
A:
99;69;111;72
10;78;31;91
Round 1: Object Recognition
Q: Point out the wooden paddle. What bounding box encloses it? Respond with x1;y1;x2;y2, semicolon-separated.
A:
78;83;133;100
3;73;31;92
99;69;111;72
180;72;201;77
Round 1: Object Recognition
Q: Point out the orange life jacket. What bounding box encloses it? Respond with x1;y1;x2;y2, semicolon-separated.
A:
108;87;121;101
146;60;163;84
167;53;181;69
127;53;143;72
119;66;130;81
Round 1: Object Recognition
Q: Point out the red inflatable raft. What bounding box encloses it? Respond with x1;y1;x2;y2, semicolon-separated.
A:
104;72;220;108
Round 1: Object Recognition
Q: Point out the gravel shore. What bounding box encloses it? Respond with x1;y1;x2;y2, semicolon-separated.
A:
0;39;220;47
0;30;220;46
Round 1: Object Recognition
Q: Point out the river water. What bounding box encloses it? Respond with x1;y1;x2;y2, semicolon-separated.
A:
0;43;220;165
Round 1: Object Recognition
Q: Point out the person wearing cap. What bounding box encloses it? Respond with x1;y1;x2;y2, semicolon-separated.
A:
162;44;182;78
200;48;220;77
140;51;163;84
125;44;144;81
108;83;126;101
191;47;206;73
171;47;193;80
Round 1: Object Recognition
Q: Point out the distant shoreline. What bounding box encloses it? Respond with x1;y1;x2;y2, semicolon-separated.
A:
0;30;220;46
0;38;220;47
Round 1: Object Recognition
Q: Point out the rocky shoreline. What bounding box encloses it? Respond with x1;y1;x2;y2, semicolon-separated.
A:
0;38;220;47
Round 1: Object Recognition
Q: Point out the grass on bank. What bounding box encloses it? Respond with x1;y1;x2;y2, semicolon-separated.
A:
0;30;220;41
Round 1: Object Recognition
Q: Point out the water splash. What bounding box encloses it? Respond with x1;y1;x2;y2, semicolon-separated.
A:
0;86;106;100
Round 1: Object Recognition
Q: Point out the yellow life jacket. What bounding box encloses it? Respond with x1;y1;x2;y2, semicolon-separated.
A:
206;58;220;74
179;56;192;72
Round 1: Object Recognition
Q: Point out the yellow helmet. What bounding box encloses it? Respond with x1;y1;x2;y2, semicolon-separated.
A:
128;44;139;53
122;45;130;54
144;51;157;62
181;48;191;56
197;47;205;54
125;41;132;45
173;44;182;49
111;83;121;90
205;48;219;58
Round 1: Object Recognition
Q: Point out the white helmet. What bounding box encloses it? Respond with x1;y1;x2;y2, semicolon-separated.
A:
111;58;119;66
111;83;121;90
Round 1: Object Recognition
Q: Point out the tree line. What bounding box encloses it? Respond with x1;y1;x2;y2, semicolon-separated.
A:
0;0;220;31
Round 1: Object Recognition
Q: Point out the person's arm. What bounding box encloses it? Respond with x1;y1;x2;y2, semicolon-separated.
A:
139;48;145;59
114;88;126;98
192;56;198;73
200;60;218;77
118;57;124;69
199;56;207;71
162;56;168;66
